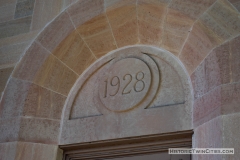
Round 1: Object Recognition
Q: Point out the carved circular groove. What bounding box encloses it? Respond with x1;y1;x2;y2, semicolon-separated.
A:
98;58;152;112
94;52;161;113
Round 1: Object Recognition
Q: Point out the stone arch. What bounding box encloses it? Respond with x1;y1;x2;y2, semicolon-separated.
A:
0;0;239;159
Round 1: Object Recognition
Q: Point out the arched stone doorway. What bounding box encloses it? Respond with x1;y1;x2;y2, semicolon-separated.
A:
0;0;239;159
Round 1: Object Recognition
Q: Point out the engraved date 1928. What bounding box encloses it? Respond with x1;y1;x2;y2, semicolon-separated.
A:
103;71;145;98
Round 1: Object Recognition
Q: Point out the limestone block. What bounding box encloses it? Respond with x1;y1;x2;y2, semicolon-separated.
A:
137;0;168;46
0;3;16;23
18;118;60;144
52;30;96;75
179;20;218;74
36;11;75;52
0;78;66;120
0;16;31;39
221;83;240;115
0;118;21;143
230;35;240;82
60;46;192;144
0;41;30;68
0;67;13;93
193;87;221;127
33;53;78;96
162;29;188;56
12;41;50;82
0;30;38;47
0;142;61;160
222;113;240;159
106;0;138;47
0;0;17;6
31;0;62;31
67;0;104;27
14;0;35;19
0;142;17;160
193;116;223;160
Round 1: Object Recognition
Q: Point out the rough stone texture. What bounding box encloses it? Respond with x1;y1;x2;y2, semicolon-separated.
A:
0;41;30;68
0;142;62;160
191;35;240;100
14;0;35;19
180;0;240;74
163;0;216;56
0;30;38;47
67;0;104;27
193;116;223;160
12;41;50;82
223;113;240;160
0;3;16;23
0;78;66;120
33;53;78;96
0;67;13;93
193;87;222;127
230;35;240;82
191;42;230;99
76;13;117;57
52;30;96;75
36;11;75;52
137;0;168;46
229;0;240;12
106;0;138;47
31;0;62;31
18;118;60;144
0;16;31;39
221;83;240;115
0;117;60;144
0;118;21;143
61;46;192;144
193;82;240;127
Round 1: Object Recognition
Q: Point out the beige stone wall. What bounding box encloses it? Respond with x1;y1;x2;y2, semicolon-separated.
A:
0;0;240;159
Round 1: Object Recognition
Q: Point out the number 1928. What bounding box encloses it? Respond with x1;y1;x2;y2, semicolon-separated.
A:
103;71;146;98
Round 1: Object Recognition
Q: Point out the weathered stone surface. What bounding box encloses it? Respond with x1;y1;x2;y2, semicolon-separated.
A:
179;20;218;74
31;0;62;31
0;41;30;68
137;0;168;46
60;46;192;144
77;14;117;57
33;53;78;96
0;30;38;47
207;0;240;36
0;67;13;93
63;0;77;8
191;43;229;99
162;29;188;56
193;87;221;127
14;0;35;19
180;0;240;74
0;16;31;39
106;0;138;47
229;0;240;12
221;83;240;115
36;11;75;52
0;142;17;160
12;41;49;82
0;78;31;119
18;118;60;144
0;78;66;120
0;3;16;23
0;0;17;6
52;30;96;75
0;142;61;160
0;118;21;143
230;35;240;82
222;113;240;159
194;116;223;160
67;0;104;27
